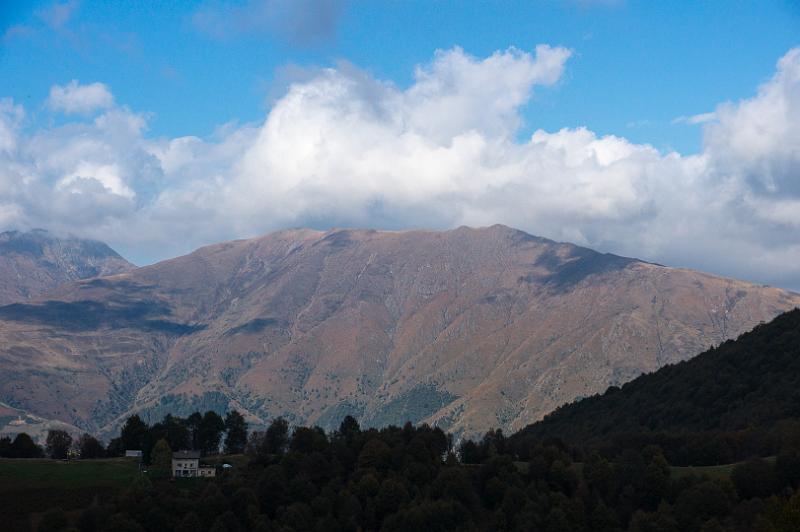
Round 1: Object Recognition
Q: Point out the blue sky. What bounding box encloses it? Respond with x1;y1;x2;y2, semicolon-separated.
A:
3;1;798;152
1;1;800;290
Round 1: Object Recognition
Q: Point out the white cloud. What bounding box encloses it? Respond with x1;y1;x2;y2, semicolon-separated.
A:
704;48;800;196
404;45;572;142
0;99;24;153
672;112;716;125
46;80;114;115
1;45;800;290
57;163;135;199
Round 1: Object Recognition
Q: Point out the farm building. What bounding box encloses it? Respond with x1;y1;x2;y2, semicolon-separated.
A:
172;450;216;478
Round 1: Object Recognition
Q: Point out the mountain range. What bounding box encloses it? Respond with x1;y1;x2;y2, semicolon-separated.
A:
0;225;797;439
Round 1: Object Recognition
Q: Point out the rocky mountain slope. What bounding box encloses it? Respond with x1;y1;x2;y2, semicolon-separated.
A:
0;225;797;438
0;229;134;305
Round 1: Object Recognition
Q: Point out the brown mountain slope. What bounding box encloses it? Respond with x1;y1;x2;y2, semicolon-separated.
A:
0;225;797;438
0;229;134;305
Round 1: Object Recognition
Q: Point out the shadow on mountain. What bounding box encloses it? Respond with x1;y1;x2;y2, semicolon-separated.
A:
0;299;205;334
537;248;638;292
316;230;354;248
225;317;279;336
363;384;458;428
81;278;156;291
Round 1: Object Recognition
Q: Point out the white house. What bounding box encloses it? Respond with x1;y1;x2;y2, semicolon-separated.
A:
172;450;200;477
172;450;216;478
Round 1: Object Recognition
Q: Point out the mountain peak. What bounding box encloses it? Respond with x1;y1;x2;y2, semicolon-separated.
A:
0;229;134;304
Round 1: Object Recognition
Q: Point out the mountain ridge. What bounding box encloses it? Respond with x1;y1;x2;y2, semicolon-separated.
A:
0;225;797;439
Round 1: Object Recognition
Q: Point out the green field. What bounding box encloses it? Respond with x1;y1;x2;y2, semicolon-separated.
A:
514;457;773;481
670;462;737;480
0;457;140;491
0;458;141;531
199;452;248;467
670;456;776;480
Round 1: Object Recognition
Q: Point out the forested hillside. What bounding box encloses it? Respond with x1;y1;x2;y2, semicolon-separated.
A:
513;308;800;465
10;414;800;532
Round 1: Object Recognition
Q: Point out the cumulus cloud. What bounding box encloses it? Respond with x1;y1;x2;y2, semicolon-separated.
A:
46;80;115;114
2;45;800;289
705;48;800;198
193;0;347;45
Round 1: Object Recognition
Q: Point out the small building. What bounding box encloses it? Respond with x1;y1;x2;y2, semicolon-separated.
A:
125;450;143;458
172;450;216;478
172;450;200;477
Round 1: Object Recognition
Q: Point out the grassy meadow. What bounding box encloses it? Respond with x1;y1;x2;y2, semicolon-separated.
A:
0;457;140;531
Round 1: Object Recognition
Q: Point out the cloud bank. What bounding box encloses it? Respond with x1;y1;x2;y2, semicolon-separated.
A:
2;45;800;289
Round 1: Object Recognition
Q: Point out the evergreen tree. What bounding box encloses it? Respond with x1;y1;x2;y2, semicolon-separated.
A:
198;411;226;455
119;415;148;451
223;410;248;454
187;412;203;449
78;433;106;459
45;429;72;459
150;438;172;478
0;435;11;457
338;415;361;440
11;432;42;458
262;417;289;456
159;414;191;451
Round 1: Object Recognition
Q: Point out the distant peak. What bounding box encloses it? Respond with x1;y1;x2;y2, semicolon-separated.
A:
0;228;56;242
0;229;132;264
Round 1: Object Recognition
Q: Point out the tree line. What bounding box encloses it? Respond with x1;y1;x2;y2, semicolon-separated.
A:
0;410;249;462
30;414;800;532
107;410;249;462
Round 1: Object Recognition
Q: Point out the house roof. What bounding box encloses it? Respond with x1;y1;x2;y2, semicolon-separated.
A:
173;450;201;459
